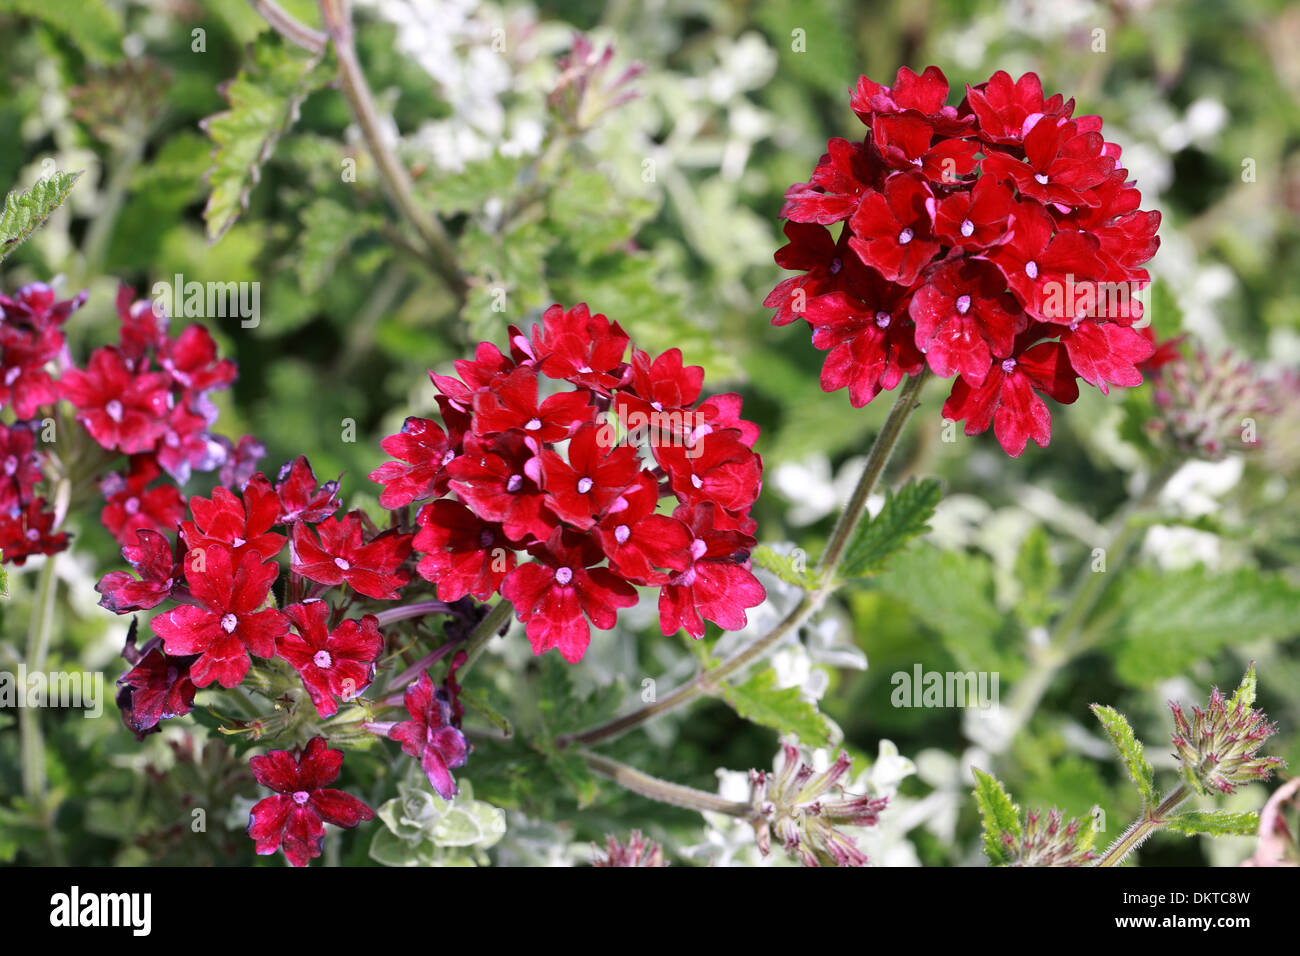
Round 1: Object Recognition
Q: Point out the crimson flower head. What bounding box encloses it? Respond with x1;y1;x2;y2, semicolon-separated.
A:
99;455;187;547
0;422;43;512
290;511;412;600
387;671;469;800
151;544;288;688
376;303;765;662
279;601;383;718
768;66;1160;457
60;346;171;454
116;627;197;740
180;474;285;560
96;528;180;612
248;737;374;867
275;455;341;524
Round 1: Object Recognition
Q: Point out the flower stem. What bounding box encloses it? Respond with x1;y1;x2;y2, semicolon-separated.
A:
561;371;930;748
316;0;466;302
458;599;515;678
580;749;752;817
1095;785;1190;867
371;600;452;628
252;0;327;53
20;554;59;807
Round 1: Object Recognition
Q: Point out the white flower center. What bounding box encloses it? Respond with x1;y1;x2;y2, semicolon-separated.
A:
292;790;310;806
506;474;523;493
875;311;891;329
690;538;708;561
554;566;573;586
1034;173;1048;185
955;295;971;315
313;650;332;668
1001;358;1017;374
960;218;974;237
614;524;630;544
105;399;124;423
221;613;238;633
1025;260;1039;280
897;227;914;245
334;556;351;571
524;418;542;431
577;477;594;494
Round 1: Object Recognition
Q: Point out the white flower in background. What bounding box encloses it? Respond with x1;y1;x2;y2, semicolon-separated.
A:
771;454;868;526
1158;457;1244;517
1140;525;1223;570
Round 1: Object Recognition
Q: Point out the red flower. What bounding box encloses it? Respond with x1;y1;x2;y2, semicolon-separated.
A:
275;455;341;524
0;325;63;419
158;324;236;392
942;333;1080;457
96;529;180;612
369;417;457;508
539;422;640;529
1060;320;1154;395
781;138;882;225
114;284;168;364
99;456;187;546
595;473;691;584
413;499;515;601
180;474;285;561
0;422;42;512
909;259;1024;385
848;172;941;285
964;70;1074;146
0;498;68;564
657;502;765;639
851;65;972;136
248;737;374;867
472;365;595;442
982;117;1113;208
151;544;288;688
0;282;86;331
530;302;630;390
59;346;171;454
279;601;383;718
501;529;637;663
871;114;979;183
116;632;197;740
387;672;469;799
655;428;763;515
155;402;224;484
800;290;925;407
933;175;1014;251
445;431;555;543
290;511;412;600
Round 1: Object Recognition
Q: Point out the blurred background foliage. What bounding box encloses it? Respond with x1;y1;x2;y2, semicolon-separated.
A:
0;0;1297;866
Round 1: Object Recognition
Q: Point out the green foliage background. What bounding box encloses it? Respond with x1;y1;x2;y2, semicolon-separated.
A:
0;0;1297;866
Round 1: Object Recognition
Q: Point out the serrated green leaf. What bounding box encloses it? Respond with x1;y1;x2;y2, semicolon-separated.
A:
972;768;1021;866
537;743;600;807
1090;704;1157;807
0;170;82;263
751;544;819;589
715;667;831;746
1165;810;1259;838
460;687;513;737
296;197;373;293
1013;526;1060;627
1228;662;1257;713
840;477;942;579
201;35;330;242
1093;567;1300;685
0;0;123;63
872;543;1024;679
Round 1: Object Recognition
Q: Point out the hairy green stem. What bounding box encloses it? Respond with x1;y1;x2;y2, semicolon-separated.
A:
458;599;515;678
19;553;59;806
1095;785;1190;867
580;750;753;817
560;371;930;748
250;0;327;53
317;0;466;302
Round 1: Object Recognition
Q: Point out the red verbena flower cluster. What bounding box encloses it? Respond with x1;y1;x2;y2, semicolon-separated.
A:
767;67;1161;456
370;302;767;662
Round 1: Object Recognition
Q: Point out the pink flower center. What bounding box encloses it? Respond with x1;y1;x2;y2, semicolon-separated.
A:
506;474;524;493
554;566;573;586
221;613;238;633
690;474;703;489
1001;358;1017;374
124;497;140;515
334;556;351;571
875;311;891;329
4;367;20;386
292;790;311;806
1034;173;1048;185
524;418;542;431
897;227;914;245
313;650;333;668
1025;260;1039;280
690;538;708;561
614;524;630;544
441;449;456;466
105;399;125;423
960;218;974;237
576;477;594;494
3;455;17;476
829;257;842;275
955;295;971;315
25;528;39;541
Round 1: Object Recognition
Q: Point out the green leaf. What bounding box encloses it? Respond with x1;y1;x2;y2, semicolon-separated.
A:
296;197;373;294
1013;526;1060;628
1165;810;1259;838
840;478;942;579
1093;567;1300;685
201;35;330;242
872;544;1024;679
460;687;513;737
715;667;832;746
751;544;820;589
0;170;82;263
0;0;123;63
1090;704;1157;808
971;768;1021;866
1228;662;1258;713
